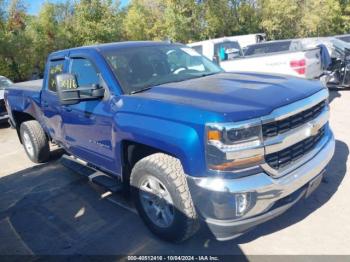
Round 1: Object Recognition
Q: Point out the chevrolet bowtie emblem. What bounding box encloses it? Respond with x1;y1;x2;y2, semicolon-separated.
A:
309;121;321;136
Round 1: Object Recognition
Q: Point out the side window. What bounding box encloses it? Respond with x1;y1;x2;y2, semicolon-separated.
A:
290;41;301;51
70;58;99;87
191;45;203;55
48;60;65;92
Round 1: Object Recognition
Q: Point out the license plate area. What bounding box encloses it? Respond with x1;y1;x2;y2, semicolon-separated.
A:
305;172;324;198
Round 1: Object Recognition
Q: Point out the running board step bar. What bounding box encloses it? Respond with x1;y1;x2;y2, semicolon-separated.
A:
60;154;123;193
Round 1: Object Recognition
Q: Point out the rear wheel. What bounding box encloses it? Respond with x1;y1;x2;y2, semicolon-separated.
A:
20;120;50;163
130;153;199;242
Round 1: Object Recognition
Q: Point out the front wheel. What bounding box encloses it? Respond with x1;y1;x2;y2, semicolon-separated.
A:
20;120;50;163
130;153;199;242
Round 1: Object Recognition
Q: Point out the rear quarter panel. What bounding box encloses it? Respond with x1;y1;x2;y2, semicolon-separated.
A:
5;87;44;127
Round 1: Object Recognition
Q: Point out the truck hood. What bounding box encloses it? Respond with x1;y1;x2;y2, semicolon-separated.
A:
133;72;324;122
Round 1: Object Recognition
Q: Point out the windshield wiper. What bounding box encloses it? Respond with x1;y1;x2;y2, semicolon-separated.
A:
130;87;153;95
129;72;220;94
182;72;219;81
200;72;220;77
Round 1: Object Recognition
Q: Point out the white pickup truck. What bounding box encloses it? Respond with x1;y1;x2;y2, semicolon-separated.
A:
188;34;265;61
188;38;244;62
221;40;323;79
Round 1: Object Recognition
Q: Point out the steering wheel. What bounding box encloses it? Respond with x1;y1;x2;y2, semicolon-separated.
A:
173;67;187;74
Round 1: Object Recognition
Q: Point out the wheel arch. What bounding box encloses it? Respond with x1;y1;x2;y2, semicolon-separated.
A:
121;140;182;186
115;113;205;185
12;111;37;143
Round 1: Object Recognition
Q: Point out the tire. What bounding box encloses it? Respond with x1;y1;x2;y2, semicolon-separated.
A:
20;120;50;163
130;153;199;242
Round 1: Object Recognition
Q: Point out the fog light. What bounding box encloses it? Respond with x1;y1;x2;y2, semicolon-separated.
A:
235;193;250;217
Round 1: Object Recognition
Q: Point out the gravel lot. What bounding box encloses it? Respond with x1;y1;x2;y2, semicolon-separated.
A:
0;89;349;257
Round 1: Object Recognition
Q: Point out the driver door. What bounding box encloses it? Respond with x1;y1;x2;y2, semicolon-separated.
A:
61;54;115;172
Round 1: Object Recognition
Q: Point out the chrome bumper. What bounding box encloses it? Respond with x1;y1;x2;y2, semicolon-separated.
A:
0;113;8;122
187;129;335;240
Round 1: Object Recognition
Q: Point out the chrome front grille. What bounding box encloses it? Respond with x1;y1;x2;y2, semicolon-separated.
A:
262;100;327;138
261;89;330;177
265;127;325;170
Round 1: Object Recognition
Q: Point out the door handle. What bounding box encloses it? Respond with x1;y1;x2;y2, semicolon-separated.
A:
63;106;72;112
84;111;93;118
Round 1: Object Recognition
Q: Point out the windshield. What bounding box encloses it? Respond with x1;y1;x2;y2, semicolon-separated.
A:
244;41;292;56
336;35;350;43
102;44;222;94
0;77;12;90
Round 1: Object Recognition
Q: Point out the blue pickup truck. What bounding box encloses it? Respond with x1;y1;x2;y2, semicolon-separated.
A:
4;41;335;242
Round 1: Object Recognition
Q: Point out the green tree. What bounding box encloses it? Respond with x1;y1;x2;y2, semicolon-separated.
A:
236;0;261;35
71;0;123;46
199;0;260;39
27;2;74;75
300;0;343;37
201;0;233;38
2;0;350;82
259;0;301;39
0;0;6;29
0;0;33;81
124;0;166;40
164;0;202;43
259;0;344;40
340;0;350;33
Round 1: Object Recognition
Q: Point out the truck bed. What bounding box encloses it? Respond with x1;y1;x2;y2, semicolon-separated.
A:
5;79;44;126
9;79;43;91
220;48;322;79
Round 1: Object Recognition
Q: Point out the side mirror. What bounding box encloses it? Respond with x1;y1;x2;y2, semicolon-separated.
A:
55;73;105;105
91;84;105;98
55;73;80;105
213;55;220;66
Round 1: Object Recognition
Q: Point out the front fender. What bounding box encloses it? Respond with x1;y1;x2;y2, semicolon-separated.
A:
115;113;206;177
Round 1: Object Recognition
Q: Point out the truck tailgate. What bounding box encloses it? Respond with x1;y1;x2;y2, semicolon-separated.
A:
304;48;322;79
8;79;43;91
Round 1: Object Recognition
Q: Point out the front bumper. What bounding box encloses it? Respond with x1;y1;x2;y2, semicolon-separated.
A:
0;98;8;123
0;113;8;122
187;129;335;241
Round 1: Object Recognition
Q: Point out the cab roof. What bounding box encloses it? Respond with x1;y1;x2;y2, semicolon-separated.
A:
49;41;175;59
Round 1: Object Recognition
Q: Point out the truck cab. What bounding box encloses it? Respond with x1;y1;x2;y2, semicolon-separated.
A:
188;38;244;62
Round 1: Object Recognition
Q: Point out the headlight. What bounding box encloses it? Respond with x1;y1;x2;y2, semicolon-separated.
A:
206;121;264;171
